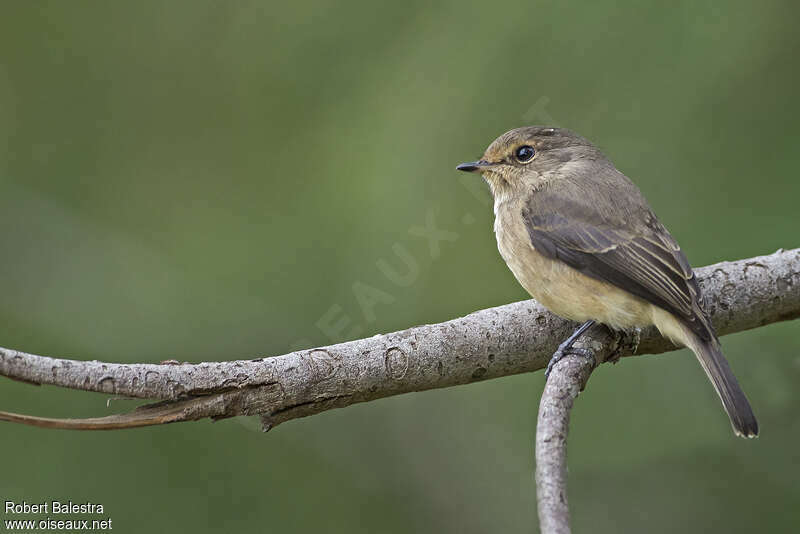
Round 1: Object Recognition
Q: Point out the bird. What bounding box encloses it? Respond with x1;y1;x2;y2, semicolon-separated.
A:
456;126;758;438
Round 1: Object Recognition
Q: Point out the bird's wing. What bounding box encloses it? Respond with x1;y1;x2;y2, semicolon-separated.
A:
523;184;712;341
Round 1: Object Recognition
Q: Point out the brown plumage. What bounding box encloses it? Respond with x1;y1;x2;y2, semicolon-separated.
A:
457;126;758;438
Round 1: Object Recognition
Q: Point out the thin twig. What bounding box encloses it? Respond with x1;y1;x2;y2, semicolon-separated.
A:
534;324;621;534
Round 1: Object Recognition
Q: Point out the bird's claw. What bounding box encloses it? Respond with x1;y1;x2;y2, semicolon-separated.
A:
544;345;596;380
544;319;597;380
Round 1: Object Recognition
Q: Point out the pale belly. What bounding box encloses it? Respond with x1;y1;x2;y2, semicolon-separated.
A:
493;208;653;331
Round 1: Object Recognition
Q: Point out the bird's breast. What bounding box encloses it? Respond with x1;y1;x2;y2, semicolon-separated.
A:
492;201;652;329
493;202;557;304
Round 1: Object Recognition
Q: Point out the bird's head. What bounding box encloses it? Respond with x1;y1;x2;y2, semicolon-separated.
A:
457;126;602;198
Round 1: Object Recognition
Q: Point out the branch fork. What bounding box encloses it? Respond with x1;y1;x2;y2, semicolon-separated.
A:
1;249;799;532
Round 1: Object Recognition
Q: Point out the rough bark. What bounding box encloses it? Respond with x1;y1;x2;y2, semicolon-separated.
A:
535;324;621;534
532;247;800;534
0;248;797;432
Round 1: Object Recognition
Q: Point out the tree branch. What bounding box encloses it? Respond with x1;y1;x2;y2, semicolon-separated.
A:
0;248;798;431
535;324;619;534
532;247;800;534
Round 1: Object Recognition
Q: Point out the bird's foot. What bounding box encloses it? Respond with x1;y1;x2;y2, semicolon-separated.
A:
544;320;597;380
544;344;596;379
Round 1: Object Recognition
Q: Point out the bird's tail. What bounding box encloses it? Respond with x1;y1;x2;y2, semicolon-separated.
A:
687;333;759;438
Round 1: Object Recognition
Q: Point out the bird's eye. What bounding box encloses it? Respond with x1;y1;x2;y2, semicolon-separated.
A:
514;145;535;163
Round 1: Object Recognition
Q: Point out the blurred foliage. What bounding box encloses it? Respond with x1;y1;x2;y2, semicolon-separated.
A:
1;1;799;532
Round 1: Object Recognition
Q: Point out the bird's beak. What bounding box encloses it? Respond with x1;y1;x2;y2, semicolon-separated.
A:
456;160;495;173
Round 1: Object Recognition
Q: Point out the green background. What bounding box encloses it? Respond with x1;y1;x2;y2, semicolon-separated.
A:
1;1;799;532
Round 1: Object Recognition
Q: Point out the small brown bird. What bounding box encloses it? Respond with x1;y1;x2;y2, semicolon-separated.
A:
457;126;758;438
